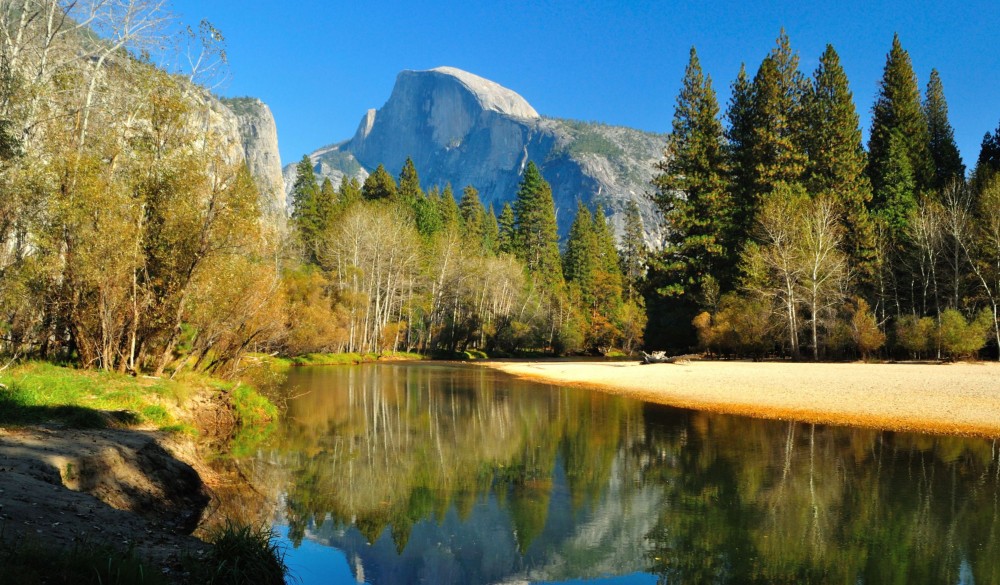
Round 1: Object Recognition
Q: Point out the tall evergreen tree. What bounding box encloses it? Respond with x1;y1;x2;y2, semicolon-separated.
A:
726;62;757;243
290;155;322;263
619;199;647;302
653;47;734;300
483;203;500;254
439;184;460;228
338;175;362;207
802;44;875;278
459;185;485;243
868;34;933;196
974;121;1000;191
398;157;422;202
513;162;562;286
748;30;809;195
873;130;918;236
317;177;337;232
591;205;624;312
497;202;516;255
362;164;397;200
923;69;965;191
563;201;596;293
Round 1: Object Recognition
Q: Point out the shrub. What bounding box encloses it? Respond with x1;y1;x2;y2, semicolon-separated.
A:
850;298;886;359
937;308;993;359
895;314;935;358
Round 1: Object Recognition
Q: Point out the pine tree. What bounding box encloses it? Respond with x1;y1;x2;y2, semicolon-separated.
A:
513;162;562;286
868;34;933;196
873;130;918;236
802;44;875;278
439;183;460;228
726;62;757;244
924;69;965;191
398;157;422;202
483;203;500;254
459;185;485;244
290;155;322;263
362;164;397;200
338;175;362;207
748;30;809;194
317;177;336;232
497;202;516;254
414;185;443;236
591;205;624;312
974;121;1000;191
653;47;734;300
563;202;596;289
619;199;647;302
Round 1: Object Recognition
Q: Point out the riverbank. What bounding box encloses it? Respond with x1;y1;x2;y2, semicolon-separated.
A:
0;362;285;583
480;359;1000;437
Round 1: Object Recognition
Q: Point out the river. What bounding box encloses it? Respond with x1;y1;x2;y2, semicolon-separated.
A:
244;363;999;584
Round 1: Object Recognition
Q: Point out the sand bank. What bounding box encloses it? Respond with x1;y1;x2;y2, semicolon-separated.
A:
481;360;1000;437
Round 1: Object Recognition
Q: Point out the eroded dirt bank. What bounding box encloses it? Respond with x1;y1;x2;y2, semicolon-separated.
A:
481;360;1000;437
0;426;211;572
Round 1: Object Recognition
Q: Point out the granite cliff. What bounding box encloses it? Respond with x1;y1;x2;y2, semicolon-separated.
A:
285;67;665;243
220;97;287;218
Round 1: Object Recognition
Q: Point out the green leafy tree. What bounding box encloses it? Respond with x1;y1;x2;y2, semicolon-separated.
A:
513;162;562;286
802;44;875;278
362;163;397;200
653;47;734;302
923;69;965;191
868;34;933;196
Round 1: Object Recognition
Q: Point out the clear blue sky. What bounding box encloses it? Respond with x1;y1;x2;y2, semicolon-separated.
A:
169;0;999;171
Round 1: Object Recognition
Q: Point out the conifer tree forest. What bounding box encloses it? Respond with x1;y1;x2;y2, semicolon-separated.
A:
3;1;1000;374
651;31;1000;361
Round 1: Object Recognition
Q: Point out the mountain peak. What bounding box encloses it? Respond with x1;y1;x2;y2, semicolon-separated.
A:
404;66;540;120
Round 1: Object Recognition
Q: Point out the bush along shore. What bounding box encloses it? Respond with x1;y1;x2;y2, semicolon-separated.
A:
0;361;289;585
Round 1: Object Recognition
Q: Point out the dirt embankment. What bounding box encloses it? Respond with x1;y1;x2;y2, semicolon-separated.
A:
481;359;1000;437
0;388;251;575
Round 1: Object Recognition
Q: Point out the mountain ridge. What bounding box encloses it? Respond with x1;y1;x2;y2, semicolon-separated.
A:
284;67;665;243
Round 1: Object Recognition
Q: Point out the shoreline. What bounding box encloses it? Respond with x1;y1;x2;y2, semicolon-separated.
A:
478;359;1000;438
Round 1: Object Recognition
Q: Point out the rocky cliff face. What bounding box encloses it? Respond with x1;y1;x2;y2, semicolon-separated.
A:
220;97;287;218
285;67;665;243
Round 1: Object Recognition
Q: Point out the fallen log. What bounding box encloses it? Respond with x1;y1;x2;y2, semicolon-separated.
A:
641;351;703;365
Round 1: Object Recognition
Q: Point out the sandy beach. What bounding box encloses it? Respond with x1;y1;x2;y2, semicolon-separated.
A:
481;359;1000;437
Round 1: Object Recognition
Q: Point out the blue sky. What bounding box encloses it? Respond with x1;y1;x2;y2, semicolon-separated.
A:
169;0;999;171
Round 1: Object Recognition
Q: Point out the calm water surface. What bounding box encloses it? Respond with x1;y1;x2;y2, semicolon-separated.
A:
251;363;1000;584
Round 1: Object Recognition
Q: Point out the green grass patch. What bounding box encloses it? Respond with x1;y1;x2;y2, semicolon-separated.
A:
189;521;289;585
0;537;168;585
0;362;186;430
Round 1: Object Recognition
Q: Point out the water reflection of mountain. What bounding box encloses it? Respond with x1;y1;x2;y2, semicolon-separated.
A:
298;453;663;585
257;364;1000;585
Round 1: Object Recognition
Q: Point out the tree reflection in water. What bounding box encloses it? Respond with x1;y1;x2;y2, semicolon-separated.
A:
250;364;1000;585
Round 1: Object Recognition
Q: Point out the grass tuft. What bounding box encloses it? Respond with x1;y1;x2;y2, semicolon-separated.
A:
191;521;289;585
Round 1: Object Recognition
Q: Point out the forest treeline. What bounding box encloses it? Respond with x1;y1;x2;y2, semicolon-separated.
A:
285;156;647;357
648;31;1000;361
0;0;644;375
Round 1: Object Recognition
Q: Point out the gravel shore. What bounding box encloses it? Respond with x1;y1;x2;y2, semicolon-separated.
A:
481;360;1000;437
